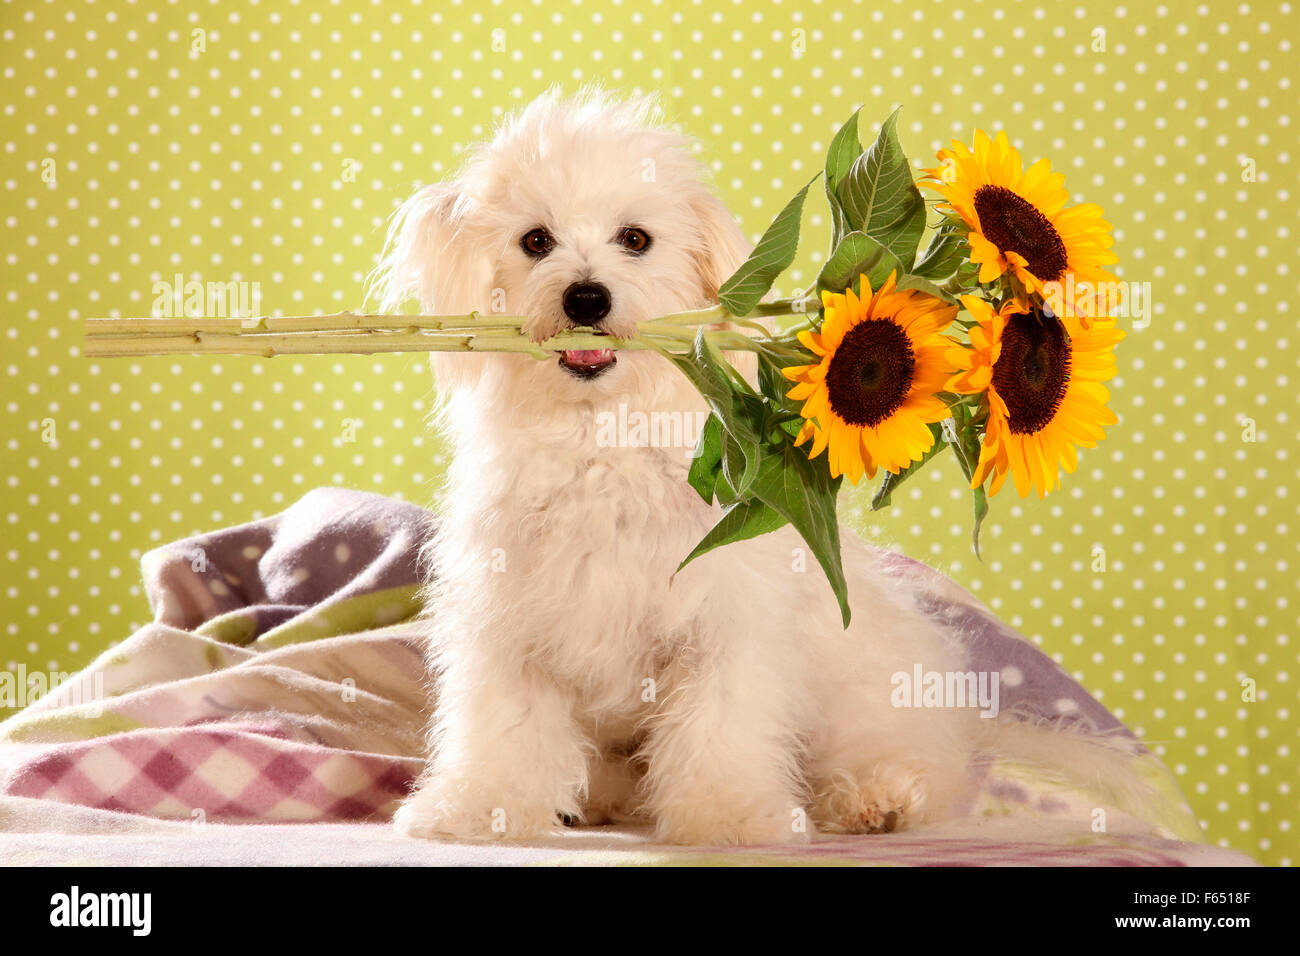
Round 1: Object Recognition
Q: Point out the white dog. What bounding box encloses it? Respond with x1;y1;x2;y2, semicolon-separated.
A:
373;90;1146;845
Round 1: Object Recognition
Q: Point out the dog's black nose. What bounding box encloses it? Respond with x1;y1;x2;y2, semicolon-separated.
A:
563;282;611;326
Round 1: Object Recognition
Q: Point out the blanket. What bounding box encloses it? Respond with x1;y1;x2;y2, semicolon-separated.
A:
0;487;1257;866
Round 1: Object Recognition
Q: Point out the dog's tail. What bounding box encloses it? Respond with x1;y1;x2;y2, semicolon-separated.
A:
975;713;1202;839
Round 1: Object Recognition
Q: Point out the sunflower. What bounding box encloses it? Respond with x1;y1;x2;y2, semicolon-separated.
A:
946;295;1124;500
782;272;958;484
922;130;1118;328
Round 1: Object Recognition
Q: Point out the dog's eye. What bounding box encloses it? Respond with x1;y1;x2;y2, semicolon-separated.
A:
617;227;651;255
521;228;555;258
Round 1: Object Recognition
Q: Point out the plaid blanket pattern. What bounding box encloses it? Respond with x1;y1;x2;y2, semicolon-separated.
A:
9;723;420;822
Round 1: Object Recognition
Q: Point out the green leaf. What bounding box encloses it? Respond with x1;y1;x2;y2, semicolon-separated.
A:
825;108;863;192
750;442;851;627
954;259;983;288
687;413;724;504
660;330;851;623
656;331;768;501
870;422;949;511
755;350;807;409
825;109;863;247
718;174;820;316
834;108;927;268
894;273;958;303
817;231;904;297
721;426;763;500
941;414;989;558
970;485;989;559
678;498;789;571
942;414;977;480
656;330;760;446
912;224;968;281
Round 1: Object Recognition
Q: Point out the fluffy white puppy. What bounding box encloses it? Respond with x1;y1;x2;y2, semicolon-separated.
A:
374;90;1142;845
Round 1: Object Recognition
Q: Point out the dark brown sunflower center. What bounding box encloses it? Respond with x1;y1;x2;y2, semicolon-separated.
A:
824;319;914;428
991;309;1072;435
973;184;1069;283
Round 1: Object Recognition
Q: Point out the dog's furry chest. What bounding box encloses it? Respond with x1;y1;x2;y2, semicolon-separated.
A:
437;442;717;708
515;445;709;622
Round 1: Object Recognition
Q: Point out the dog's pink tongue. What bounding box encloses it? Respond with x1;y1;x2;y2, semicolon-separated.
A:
563;348;614;365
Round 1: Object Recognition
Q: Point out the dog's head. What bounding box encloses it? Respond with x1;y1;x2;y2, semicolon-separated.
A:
371;89;751;401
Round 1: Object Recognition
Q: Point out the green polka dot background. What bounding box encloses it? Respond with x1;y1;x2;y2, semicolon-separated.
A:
3;0;1295;864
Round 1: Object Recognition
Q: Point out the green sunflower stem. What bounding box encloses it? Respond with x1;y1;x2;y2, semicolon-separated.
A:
82;300;820;359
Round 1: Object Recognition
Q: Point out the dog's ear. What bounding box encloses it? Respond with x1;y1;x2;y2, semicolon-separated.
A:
371;180;486;315
370;181;492;393
690;191;752;305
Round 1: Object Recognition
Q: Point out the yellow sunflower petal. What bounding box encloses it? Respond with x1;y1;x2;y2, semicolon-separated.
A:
969;234;1007;283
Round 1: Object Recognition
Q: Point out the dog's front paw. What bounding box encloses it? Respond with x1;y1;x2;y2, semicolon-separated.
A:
393;788;562;842
392;799;478;842
653;802;812;847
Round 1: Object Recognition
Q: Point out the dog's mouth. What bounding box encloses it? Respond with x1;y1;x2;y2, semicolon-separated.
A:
559;348;616;379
